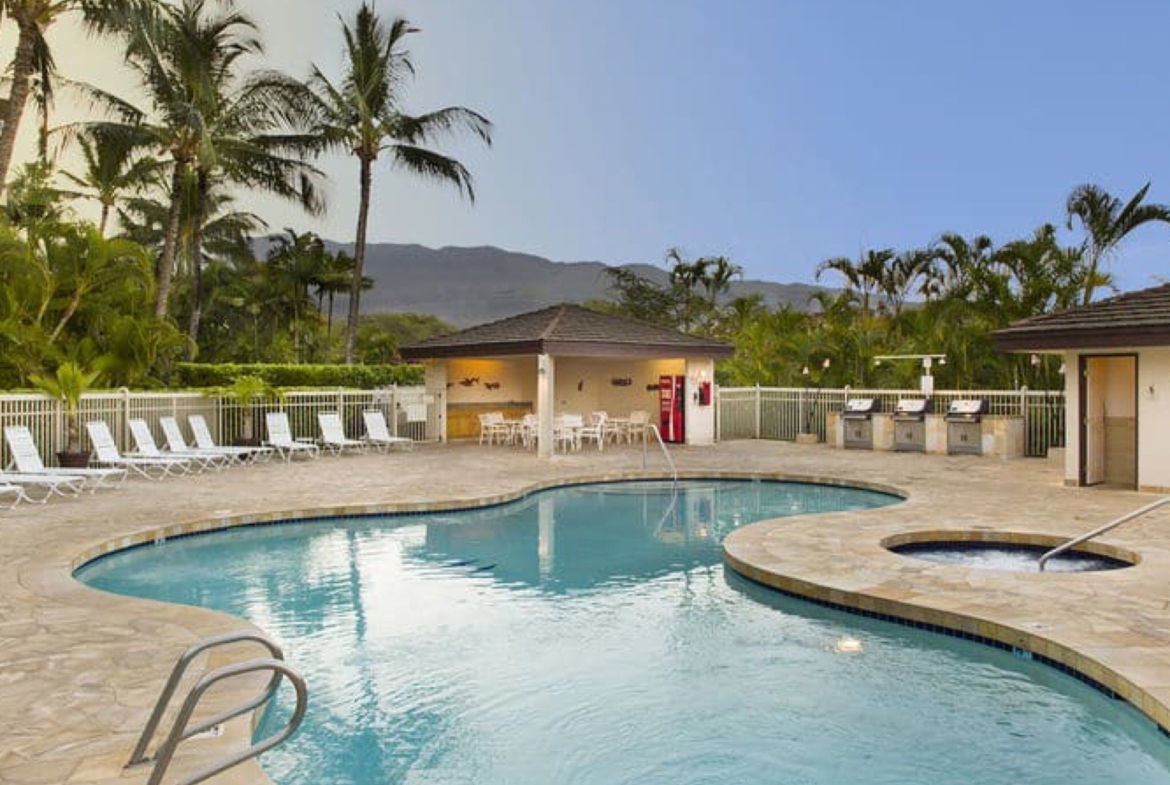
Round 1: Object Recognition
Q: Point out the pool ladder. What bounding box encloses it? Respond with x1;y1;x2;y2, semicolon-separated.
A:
127;630;307;785
642;423;678;489
1038;496;1170;571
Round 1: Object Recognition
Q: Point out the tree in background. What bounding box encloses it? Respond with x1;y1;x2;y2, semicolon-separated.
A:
1066;182;1170;305
303;3;492;364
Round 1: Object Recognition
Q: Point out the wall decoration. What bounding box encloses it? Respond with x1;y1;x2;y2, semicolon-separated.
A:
459;376;480;387
645;383;658;392
577;379;584;391
484;381;501;390
611;376;633;387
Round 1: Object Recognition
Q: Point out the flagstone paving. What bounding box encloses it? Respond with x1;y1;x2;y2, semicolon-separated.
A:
2;440;1168;784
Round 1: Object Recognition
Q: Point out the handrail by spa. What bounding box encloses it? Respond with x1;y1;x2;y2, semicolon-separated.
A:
1038;496;1170;571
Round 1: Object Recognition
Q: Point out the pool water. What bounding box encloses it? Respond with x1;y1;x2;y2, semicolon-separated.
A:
77;480;1170;785
891;542;1132;572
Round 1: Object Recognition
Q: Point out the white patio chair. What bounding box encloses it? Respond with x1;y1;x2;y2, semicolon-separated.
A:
86;420;193;480
129;419;228;472
317;411;367;455
361;410;413;452
188;414;274;462
554;414;583;452
264;411;320;461
477;412;510;445
516;413;538;450
579;412;607;451
159;421;243;470
626;410;651;443
4;425;127;491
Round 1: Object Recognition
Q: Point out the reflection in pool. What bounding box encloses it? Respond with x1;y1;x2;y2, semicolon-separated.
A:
77;480;1170;785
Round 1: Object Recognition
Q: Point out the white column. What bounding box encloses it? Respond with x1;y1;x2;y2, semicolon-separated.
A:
424;361;448;443
684;358;716;446
537;353;555;458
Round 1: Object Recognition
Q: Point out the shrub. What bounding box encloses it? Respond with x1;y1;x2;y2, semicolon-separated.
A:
175;362;424;389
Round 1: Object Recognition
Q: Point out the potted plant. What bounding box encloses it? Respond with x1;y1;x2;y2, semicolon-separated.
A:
29;361;105;467
210;375;282;446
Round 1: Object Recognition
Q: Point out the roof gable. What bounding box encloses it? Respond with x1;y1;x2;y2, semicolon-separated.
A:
994;284;1170;351
400;304;735;360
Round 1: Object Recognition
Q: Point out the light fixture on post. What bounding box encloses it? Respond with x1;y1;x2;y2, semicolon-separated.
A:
872;353;947;396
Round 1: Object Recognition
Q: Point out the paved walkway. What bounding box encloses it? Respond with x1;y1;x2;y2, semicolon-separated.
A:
2;440;1169;784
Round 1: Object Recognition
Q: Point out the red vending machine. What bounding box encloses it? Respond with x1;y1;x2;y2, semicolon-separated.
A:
658;374;686;443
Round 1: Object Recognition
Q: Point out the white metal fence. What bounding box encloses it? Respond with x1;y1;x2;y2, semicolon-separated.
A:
716;386;1066;458
0;386;436;468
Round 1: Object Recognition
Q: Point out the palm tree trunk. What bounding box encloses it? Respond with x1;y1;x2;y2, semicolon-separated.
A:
98;202;111;236
185;168;209;358
0;21;38;191
345;156;372;365
156;159;188;319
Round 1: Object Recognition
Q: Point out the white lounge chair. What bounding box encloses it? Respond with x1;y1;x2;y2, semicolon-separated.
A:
188;414;274;462
3;425;127;491
159;416;249;468
317;411;367;454
86;420;194;479
129;419;227;472
0;481;31;510
264;412;320;461
0;470;85;501
361;410;413;452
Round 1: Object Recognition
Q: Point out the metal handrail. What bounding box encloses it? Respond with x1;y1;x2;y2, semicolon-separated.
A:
128;630;285;767
1038;496;1170;571
145;658;307;785
642;423;678;488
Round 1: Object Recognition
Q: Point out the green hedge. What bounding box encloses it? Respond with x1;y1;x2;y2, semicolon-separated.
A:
176;363;424;389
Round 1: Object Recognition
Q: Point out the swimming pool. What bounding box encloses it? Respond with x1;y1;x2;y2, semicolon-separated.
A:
77;480;1170;785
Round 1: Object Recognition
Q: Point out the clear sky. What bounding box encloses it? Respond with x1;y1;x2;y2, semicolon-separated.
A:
32;0;1170;292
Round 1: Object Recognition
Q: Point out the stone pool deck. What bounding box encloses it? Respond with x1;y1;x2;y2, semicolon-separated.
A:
2;440;1169;784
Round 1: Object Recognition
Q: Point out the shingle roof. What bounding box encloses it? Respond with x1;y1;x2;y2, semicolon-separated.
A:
400;304;735;360
994;284;1170;351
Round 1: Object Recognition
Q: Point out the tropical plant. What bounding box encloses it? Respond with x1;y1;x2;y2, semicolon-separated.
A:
209;373;280;442
28;359;105;454
304;3;492;363
1066;182;1170;304
86;0;324;323
58;124;158;234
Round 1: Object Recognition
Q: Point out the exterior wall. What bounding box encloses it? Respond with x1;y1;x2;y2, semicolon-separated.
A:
552;357;681;419
1062;346;1170;492
1138;346;1170;491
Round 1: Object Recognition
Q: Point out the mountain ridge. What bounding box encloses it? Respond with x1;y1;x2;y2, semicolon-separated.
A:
285;241;826;327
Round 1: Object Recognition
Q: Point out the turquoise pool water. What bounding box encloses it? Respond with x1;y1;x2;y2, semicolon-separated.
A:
77;480;1170;785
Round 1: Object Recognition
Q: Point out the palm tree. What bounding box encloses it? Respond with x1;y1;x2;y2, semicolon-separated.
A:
922;233;995;301
88;0;324;325
305;3;492;363
815;248;894;315
58;125;157;234
0;0;138;188
1066;182;1170;305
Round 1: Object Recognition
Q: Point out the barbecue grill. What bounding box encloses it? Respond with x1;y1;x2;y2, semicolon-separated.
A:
946;399;987;455
842;398;879;450
893;398;931;452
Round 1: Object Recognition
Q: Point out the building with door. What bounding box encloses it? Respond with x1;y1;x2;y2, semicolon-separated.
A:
994;284;1170;492
400;304;735;458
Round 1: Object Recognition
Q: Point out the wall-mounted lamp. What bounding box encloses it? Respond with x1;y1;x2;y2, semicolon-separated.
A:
801;365;810;376
822;358;831;370
1058;363;1066;375
1030;353;1041;367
